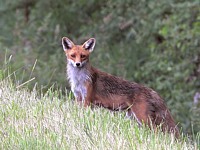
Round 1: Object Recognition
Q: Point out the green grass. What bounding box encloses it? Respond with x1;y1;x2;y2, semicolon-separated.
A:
0;79;199;150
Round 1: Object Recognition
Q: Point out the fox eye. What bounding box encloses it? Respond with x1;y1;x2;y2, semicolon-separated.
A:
71;54;75;58
81;54;86;58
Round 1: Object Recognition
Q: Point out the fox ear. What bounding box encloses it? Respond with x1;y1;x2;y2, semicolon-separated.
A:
82;38;96;52
62;37;74;51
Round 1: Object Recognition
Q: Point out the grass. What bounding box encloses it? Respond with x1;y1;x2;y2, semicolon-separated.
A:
0;78;199;150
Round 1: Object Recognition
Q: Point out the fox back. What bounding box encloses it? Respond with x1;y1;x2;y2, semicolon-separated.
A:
62;37;180;138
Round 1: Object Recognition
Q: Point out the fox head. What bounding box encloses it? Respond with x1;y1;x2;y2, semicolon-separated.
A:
62;37;96;68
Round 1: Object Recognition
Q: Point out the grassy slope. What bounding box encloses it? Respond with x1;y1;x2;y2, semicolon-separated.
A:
0;79;199;150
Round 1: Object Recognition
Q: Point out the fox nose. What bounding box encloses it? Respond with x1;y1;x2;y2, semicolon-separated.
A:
76;62;81;67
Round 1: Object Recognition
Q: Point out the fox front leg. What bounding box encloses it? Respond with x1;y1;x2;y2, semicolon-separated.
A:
83;82;93;107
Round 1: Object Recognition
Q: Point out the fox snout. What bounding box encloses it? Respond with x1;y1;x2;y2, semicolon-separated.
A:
76;62;81;67
68;59;83;68
74;62;84;68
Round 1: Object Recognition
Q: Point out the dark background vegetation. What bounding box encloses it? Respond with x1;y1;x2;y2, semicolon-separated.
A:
0;0;199;136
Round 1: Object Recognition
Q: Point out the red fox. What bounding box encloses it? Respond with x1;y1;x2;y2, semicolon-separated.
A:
62;37;180;138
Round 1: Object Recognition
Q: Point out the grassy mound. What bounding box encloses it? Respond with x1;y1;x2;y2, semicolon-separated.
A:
0;79;198;150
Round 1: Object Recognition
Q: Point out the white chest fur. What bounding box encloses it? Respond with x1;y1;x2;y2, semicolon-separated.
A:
67;64;91;100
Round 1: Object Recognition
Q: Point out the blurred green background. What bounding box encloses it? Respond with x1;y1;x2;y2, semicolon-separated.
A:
0;0;199;135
